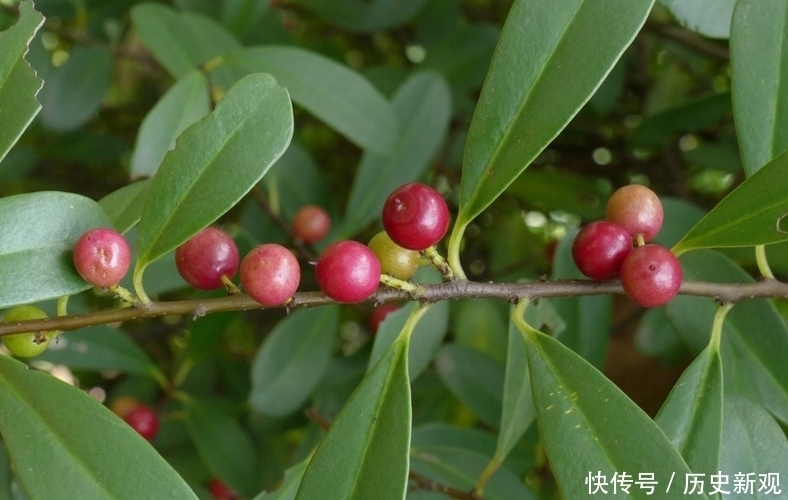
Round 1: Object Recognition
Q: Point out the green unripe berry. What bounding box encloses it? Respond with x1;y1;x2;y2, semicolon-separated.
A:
2;306;57;358
368;231;420;281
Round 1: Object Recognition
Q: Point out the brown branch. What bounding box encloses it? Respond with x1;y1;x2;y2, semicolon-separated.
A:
0;278;787;336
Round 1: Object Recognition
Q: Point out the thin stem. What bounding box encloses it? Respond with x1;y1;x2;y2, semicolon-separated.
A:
132;264;152;305
447;220;469;280
56;296;69;317
755;245;776;280
709;302;734;351
380;274;422;295
108;284;140;306
220;275;241;294
422;246;454;281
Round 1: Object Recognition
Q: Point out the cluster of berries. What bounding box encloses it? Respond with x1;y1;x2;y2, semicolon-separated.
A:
571;184;682;307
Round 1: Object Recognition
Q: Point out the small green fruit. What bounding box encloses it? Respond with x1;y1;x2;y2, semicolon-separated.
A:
368;231;420;281
2;305;56;358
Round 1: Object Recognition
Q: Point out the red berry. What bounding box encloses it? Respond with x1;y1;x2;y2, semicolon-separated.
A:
123;404;159;441
606;184;664;242
382;183;450;251
620;244;682;307
208;478;237;500
240;244;300;306
316;240;381;303
73;228;131;287
571;221;633;280
368;303;400;334
292;205;331;244
175;227;240;291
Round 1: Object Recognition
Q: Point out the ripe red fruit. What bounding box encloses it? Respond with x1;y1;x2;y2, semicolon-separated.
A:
382;183;450;251
316;240;381;303
240;244;301;306
208;478;237;500
123;404;159;441
72;228;131;287
175;227;240;290
620;244;682;307
292;205;331;244
606;184;664;242
571;221;633;280
368;303;400;334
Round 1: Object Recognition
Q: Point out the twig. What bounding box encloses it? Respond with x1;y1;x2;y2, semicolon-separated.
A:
250;185;317;261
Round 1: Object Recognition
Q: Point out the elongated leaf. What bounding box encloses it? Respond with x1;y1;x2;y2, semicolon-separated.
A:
673;149;788;253
0;0;43;165
292;0;428;33
731;0;788;176
183;397;262;498
524;328;704;499
659;0;735;39
131;71;211;178
341;71;451;237
132;3;241;78
455;0;654;230
135;73;292;271
225;46;398;154
0;355;197;499
0;191;112;308
632;93;731;148
295;335;411;500
38;325;161;379
99;179;151;234
655;346;723;476
252;458;308;500
250;306;339;416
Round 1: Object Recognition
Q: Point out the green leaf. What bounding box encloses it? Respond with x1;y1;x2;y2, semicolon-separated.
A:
731;0;788;176
39;46;113;132
295;335;411;500
453;298;508;364
252;458;308;500
135;73;293;271
0;191;112;308
340;71;451;237
506;169;609;221
0;0;44;165
183;397;263;498
291;0;428;33
655;346;723;475
131;3;241;78
434;343;504;428
454;0;654;230
250;306;339;417
0;355;197;499
130;71;211;178
673;149;788;253
524;328;703;499
631;93;731;149
225;46;398;154
98;179;151;234
658;0;735;39
38;325;161;378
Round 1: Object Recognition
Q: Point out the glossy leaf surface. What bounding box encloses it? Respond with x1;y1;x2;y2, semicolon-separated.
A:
250;306;339;416
135;73;292;269
0;0;43;165
0;355;197;499
0;191;112;307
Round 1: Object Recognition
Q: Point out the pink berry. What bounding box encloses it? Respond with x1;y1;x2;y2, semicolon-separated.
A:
316;240;381;303
73;228;131;287
382;183;450;251
368;303;400;334
123;404;159;441
175;227;240;290
571;221;633;280
620;244;682;307
606;185;664;242
292;205;331;244
240;244;300;306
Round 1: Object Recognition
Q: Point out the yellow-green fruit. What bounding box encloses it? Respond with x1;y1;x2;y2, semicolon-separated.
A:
368;231;420;280
2;305;54;358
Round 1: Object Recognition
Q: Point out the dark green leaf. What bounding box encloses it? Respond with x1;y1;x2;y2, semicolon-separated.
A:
434;343;504;428
658;0;735;39
507;169;608;221
98;179;151;234
295;335;411;500
250;306;339;417
225;46;398;154
252;458;308;500
183;397;262;497
0;0;43;164
340;71;451;237
130;71;211;178
135;73;293;272
655;347;722;475
453;298;508;364
220;0;269;39
0;355;197;499
454;0;654;231
632;93;731;148
731;0;788;176
291;0;428;33
673;149;788;253
524;328;703;499
131;3;241;78
39;46;112;132
633;307;689;364
0;191;112;308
